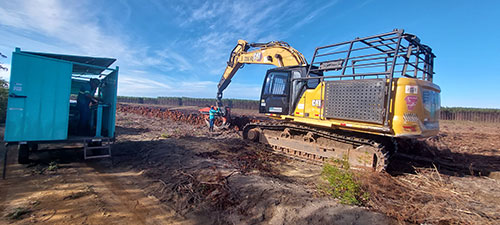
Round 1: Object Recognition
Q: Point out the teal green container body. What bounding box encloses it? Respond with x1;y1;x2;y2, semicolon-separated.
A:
4;49;118;142
5;51;72;142
101;69;118;137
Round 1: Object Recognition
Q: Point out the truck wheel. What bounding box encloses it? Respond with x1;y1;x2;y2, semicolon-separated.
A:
18;144;30;164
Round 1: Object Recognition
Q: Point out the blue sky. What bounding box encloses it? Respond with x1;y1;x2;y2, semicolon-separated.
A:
0;0;499;108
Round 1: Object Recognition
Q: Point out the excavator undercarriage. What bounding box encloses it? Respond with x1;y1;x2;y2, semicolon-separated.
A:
243;122;391;171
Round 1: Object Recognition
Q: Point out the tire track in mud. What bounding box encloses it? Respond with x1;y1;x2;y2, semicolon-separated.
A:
83;162;181;224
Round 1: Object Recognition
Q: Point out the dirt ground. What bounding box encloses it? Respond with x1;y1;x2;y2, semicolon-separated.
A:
0;113;391;225
1;111;499;224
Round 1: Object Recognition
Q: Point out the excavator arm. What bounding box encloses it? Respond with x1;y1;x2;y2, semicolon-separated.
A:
216;40;307;104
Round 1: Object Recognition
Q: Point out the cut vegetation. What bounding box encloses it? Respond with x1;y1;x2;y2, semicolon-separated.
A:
1;108;499;224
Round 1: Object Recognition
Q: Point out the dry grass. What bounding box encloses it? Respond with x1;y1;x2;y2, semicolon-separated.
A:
358;167;497;224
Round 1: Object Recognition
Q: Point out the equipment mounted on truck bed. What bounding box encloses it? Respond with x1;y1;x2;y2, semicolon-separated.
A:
4;48;119;164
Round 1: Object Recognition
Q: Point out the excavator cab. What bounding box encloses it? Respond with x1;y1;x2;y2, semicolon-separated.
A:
260;66;321;115
260;68;292;115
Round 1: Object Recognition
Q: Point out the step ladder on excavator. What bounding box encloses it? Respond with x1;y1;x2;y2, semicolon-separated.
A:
83;138;112;160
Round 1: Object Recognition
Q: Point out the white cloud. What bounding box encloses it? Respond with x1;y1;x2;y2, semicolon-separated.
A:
0;31;71;56
188;1;226;22
193;31;235;68
118;75;172;97
118;73;260;99
0;0;196;95
0;0;132;61
175;0;333;75
121;76;171;90
118;73;218;98
155;49;193;72
287;0;340;32
0;0;338;100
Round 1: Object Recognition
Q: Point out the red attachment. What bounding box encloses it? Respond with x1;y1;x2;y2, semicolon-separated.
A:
340;123;346;126
199;107;210;114
198;107;230;124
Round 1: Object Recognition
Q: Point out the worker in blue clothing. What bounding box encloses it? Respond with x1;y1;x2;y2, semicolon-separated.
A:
77;78;100;135
209;105;219;132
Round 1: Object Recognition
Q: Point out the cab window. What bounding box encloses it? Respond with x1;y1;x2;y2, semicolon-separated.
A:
264;72;288;96
307;73;321;89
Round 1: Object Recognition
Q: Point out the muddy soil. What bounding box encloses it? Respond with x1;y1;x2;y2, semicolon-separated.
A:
0;113;393;225
0;142;176;224
107;113;393;224
1;110;499;224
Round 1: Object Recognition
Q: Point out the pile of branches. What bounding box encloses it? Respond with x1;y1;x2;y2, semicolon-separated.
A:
117;103;262;131
231;148;284;175
395;137;499;176
155;169;238;215
359;169;497;224
118;104;206;125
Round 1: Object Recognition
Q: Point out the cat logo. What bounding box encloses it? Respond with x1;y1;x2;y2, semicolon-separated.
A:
312;99;321;107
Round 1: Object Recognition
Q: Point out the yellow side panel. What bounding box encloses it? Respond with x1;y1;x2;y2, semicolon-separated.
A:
285;78;440;138
293;86;323;118
392;78;441;137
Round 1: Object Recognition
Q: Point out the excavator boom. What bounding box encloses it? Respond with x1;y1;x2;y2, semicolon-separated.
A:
216;40;307;103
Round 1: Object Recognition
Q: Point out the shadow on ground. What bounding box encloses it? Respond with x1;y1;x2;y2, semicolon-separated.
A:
387;138;500;177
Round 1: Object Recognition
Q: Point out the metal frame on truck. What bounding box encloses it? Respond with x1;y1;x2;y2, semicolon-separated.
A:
3;48;119;166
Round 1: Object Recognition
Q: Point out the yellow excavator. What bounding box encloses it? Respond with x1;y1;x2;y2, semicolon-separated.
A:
216;29;440;171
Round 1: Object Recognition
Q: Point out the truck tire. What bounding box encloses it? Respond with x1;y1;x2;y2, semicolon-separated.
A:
18;144;29;164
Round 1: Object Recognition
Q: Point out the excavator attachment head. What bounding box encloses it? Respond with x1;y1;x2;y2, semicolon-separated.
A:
198;106;231;130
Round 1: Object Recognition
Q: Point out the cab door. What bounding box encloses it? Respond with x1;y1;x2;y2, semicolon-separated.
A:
259;70;290;115
4;50;72;142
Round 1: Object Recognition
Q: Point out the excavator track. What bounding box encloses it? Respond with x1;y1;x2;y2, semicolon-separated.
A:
243;122;392;172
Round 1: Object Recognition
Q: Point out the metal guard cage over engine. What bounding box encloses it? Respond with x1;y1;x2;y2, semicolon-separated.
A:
299;29;436;127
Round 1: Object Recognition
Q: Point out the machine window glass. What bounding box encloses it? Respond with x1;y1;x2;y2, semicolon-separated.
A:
263;72;288;96
271;74;287;95
263;73;273;95
306;73;320;89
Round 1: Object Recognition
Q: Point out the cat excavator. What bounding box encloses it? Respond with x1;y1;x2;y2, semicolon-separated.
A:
200;40;307;128
214;29;440;171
